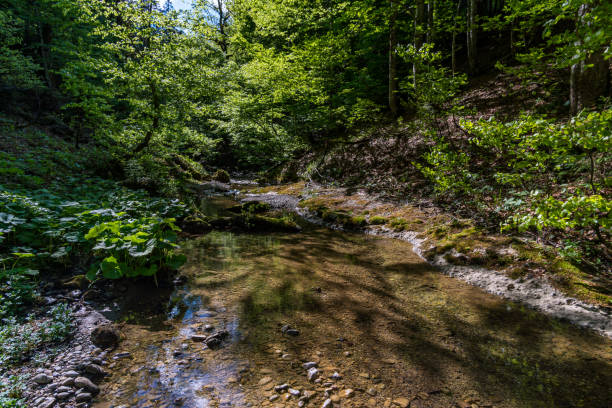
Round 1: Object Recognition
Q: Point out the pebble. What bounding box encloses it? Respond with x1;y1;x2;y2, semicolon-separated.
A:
74;377;99;394
75;392;93;402
274;384;289;393
64;370;80;378
288;388;301;397
190;335;207;342
322;398;333;408
32;374;53;384
340;389;355;398
84;363;106;376
303;361;318;369
307;367;319;382
40;397;56;408
330;372;342;380
56;392;71;400
258;376;273;386
60;378;75;387
113;352;132;359
393;397;410;408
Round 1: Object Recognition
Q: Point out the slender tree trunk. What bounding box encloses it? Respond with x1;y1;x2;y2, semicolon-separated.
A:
389;1;399;117
217;0;228;54
451;1;460;76
427;0;435;44
466;0;477;75
413;0;426;88
133;81;160;154
569;3;610;115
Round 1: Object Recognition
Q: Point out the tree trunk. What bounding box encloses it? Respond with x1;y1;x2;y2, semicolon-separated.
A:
389;1;399;117
133;81;160;154
569;4;610;115
413;0;426;88
427;0;435;44
466;0;477;75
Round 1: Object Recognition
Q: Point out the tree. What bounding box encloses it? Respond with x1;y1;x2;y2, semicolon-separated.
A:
389;0;399;117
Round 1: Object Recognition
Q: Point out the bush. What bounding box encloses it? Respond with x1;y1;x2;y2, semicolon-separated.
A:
212;169;231;183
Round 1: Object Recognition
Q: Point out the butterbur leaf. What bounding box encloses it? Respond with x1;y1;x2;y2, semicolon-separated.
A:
51;246;71;258
85;224;106;240
137;264;158;277
86;264;98;281
100;255;122;279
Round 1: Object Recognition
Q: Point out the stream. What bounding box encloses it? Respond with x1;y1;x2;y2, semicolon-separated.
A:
92;197;612;408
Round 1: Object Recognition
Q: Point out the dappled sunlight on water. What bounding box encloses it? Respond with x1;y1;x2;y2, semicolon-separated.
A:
94;200;612;408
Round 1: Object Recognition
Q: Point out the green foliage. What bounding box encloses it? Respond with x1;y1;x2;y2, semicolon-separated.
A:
85;217;186;280
419;109;611;264
0;375;26;408
0;303;73;367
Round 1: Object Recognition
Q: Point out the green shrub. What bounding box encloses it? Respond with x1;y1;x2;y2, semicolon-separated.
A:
212;169;231;183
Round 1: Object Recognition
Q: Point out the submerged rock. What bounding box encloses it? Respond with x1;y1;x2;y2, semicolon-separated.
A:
91;324;120;348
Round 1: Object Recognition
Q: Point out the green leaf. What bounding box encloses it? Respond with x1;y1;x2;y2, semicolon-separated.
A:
100;255;122;279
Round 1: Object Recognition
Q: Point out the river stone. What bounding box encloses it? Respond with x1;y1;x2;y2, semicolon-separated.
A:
75;392;93;402
40;397;56;408
56;392;71;400
90;324;120;348
275;384;289;393
60;378;75;387
74;377;99;394
340;389;355;398
205;336;222;348
392;397;410;408
32;373;53;384
84;363;106;377
56;386;73;393
64;370;80;378
191;335;207;342
303;361;318;369
307;367;319;382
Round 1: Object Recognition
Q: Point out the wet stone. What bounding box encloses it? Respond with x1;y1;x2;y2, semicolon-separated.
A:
307;367;319;382
275;384;289;393
303;361;318;369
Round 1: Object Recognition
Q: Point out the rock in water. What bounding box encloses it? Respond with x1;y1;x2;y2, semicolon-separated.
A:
307;367;319;382
91;324;120;348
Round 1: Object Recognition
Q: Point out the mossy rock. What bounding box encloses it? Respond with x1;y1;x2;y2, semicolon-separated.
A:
239;214;301;232
227;201;271;214
181;215;212;234
368;215;387;225
212;169;231;183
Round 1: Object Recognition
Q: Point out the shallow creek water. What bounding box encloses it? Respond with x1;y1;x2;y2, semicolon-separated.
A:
93;198;612;408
